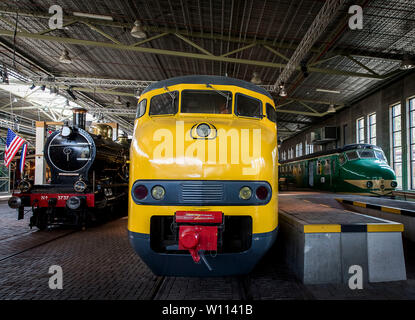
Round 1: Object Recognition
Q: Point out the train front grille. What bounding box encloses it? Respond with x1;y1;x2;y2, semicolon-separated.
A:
180;182;224;203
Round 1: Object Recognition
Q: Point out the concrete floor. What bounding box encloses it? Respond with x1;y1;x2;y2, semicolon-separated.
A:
1;194;415;300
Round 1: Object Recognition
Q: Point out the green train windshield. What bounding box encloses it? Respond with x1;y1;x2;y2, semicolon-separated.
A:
344;149;387;162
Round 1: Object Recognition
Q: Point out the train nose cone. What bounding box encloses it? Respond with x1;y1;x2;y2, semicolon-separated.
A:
343;160;395;180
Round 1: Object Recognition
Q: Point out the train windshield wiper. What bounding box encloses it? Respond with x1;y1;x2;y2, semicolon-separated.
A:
205;83;231;109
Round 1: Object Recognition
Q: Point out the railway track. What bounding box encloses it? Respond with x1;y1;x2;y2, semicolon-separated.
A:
0;229;77;262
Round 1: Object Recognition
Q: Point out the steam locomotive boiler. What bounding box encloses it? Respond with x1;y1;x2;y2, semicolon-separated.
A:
8;108;130;230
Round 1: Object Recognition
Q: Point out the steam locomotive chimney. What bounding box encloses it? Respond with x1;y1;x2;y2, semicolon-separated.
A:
72;108;87;130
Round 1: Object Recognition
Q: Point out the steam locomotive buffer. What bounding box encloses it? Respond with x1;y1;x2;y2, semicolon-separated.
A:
8;108;129;230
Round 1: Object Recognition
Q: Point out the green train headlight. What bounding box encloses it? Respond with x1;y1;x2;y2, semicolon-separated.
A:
391;181;398;188
366;181;373;188
239;186;252;200
151;186;165;200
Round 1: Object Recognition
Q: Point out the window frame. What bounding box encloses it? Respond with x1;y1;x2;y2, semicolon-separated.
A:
136;98;147;119
149;90;179;116
390;102;403;189
266;103;276;123
356;116;365;144
235;92;264;119
368;112;376;145
180;89;233;115
408;96;415;189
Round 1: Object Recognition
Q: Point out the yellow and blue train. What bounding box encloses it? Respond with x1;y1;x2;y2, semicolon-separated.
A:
128;75;278;276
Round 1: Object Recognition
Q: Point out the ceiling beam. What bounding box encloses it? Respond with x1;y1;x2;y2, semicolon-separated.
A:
275;0;346;87
0;29;389;80
0;7;403;61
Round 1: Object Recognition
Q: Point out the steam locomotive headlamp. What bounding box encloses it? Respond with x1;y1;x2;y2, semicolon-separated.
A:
8;196;22;209
66;196;83;210
196;123;211;138
61;125;72;138
366;181;373;188
74;180;87;193
18;180;31;193
151;185;165;200
391;181;398;188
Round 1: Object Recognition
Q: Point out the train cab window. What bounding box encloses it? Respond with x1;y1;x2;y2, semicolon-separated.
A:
149;91;178;116
358;149;375;159
266;103;276;123
339;154;346;165
374;149;387;162
181;90;232;114
136;99;147;118
236;93;262;118
346;150;359;161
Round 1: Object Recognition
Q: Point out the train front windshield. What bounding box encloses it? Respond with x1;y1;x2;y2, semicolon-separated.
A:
181;90;232;114
344;149;387;162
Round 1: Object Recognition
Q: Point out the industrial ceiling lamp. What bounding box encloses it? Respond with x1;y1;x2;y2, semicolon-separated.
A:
250;72;262;84
131;20;147;39
114;95;122;105
278;83;287;97
327;104;336;113
59;49;72;64
399;54;415;70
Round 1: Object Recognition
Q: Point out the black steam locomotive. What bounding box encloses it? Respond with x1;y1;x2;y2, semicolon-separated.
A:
8;108;130;230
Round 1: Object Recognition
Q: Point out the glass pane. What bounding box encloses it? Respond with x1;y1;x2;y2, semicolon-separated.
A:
393;116;401;131
369;114;376;125
371;137;376;145
236;94;262;118
266;103;276;123
412;145;415;161
395;163;402;177
359;128;365;142
393;131;401;147
410;99;415;111
397;176;402;189
181;90;232;114
411;128;415;144
358;149;375;158
394;147;402;163
136;99;147;118
412;162;415;189
346;150;359;160
150;91;178;115
374;150;385;161
393;104;401;116
411;111;415;128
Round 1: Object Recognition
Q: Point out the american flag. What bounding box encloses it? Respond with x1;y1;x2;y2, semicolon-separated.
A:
4;129;25;167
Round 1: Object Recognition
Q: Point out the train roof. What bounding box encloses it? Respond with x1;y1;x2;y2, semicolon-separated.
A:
280;143;382;164
142;75;273;99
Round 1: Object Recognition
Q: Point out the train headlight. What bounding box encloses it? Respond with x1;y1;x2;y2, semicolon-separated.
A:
18;180;31;193
66;196;82;210
391;181;398;188
8;196;22;209
366;181;373;188
74;180;87;193
133;184;148;200
61;125;72;137
196;123;211;138
151;186;165;200
239;186;252;200
256;186;269;200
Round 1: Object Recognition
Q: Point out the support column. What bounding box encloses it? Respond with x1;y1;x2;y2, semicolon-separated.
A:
35;121;46;185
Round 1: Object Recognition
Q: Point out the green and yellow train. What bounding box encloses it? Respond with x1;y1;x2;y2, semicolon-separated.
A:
279;144;397;196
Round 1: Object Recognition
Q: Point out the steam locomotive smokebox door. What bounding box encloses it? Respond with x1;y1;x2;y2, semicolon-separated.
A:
44;128;96;184
175;211;223;263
